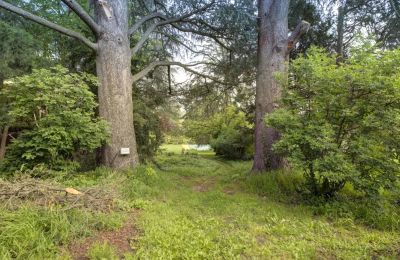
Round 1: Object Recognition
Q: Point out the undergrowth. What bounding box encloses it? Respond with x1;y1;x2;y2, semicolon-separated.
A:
0;147;399;259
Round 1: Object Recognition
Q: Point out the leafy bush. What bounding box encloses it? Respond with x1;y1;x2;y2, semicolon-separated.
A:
266;47;400;197
0;67;109;172
184;106;253;159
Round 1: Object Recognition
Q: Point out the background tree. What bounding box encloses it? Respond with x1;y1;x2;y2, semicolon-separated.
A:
252;0;309;172
0;0;230;169
0;21;36;161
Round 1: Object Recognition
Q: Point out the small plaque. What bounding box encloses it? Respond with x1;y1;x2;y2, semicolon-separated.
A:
120;148;130;155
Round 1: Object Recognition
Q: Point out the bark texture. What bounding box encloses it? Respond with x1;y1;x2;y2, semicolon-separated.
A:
252;0;289;172
336;1;346;62
94;0;139;168
0;126;9;161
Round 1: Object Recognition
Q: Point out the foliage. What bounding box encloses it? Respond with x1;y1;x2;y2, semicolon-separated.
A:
0;67;108;172
266;46;400;197
184;106;253;159
132;86;166;162
0;21;35;82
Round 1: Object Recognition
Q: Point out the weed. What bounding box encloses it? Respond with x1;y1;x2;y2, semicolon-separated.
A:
87;242;119;260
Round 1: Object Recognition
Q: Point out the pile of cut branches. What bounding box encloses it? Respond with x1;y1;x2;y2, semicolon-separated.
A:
0;177;117;212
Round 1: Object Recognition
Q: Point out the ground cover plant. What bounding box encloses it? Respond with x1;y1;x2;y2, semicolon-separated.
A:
0;146;398;259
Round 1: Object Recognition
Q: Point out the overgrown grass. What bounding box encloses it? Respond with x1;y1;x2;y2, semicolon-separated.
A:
0;206;124;259
87;242;119;260
0;145;399;259
243;170;400;232
132;150;400;259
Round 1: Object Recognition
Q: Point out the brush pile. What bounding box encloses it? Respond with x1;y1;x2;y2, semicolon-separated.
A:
0;177;117;212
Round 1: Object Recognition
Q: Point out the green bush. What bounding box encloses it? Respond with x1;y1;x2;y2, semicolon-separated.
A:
267;46;400;197
0;67;109;172
184;106;253;160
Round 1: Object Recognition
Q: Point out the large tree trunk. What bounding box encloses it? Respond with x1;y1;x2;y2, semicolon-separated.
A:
252;0;289;172
94;0;139;169
336;0;346;61
0;126;9;161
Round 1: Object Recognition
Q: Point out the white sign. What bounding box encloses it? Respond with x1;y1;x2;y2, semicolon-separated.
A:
120;148;130;155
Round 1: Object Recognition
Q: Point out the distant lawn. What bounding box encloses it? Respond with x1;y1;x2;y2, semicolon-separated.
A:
160;144;215;157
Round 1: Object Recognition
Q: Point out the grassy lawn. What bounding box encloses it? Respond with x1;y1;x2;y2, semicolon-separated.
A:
134;152;400;259
0;145;399;259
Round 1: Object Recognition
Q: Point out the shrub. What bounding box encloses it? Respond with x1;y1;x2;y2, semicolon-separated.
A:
0;67;109;172
184;106;253;160
267;47;400;197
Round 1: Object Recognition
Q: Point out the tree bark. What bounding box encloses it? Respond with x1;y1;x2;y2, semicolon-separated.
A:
0;126;9;161
94;0;139;168
252;0;289;172
336;1;346;61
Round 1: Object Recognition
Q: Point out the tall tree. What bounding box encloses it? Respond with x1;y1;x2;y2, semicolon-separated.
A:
0;0;220;169
0;21;35;161
252;0;309;172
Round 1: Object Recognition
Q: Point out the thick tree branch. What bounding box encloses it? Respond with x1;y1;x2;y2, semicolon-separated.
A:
287;20;310;54
0;0;98;51
128;12;163;35
61;0;100;35
131;61;226;85
131;1;215;56
131;23;158;56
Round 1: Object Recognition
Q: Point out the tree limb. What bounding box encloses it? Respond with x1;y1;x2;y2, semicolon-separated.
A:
131;61;226;85
128;12;163;35
287;20;310;55
131;1;215;56
170;24;232;51
131;23;158;56
389;0;400;18
0;0;98;51
61;0;100;35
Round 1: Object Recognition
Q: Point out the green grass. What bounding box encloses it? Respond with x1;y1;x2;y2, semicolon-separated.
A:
0;145;399;259
87;242;119;260
131;154;400;259
159;144;215;157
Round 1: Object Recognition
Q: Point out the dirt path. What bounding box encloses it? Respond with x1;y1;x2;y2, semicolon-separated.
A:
67;211;140;260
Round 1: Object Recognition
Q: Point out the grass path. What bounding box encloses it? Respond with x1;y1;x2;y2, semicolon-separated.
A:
1;145;398;259
131;150;400;259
